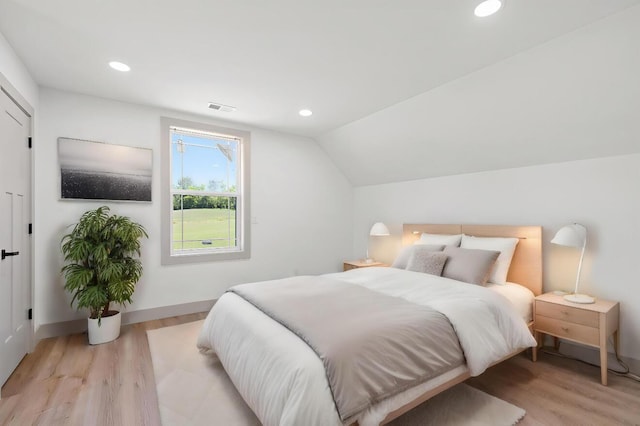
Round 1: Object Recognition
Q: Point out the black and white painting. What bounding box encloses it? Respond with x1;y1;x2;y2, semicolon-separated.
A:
58;138;152;202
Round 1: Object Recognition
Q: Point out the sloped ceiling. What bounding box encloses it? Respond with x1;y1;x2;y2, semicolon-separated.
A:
317;5;640;185
1;0;639;185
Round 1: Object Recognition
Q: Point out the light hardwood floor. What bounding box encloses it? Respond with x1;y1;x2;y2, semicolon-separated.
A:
2;313;639;426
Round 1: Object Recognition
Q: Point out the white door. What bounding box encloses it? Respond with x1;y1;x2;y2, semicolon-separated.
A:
0;87;32;389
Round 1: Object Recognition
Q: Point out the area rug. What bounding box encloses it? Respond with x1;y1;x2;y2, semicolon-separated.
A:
147;320;526;426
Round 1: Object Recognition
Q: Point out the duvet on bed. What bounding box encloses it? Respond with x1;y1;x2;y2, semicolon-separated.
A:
197;267;536;426
230;276;465;422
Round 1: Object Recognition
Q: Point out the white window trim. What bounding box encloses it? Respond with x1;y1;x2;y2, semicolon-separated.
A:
161;117;251;264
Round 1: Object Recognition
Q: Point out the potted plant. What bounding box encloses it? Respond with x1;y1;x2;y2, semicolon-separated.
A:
61;206;148;345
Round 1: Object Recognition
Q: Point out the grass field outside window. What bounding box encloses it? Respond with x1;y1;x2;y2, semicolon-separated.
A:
172;207;236;250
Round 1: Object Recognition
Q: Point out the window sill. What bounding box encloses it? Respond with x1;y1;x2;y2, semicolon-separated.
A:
161;248;250;265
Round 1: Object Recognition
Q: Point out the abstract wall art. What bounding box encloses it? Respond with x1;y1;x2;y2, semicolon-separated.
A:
58;138;152;202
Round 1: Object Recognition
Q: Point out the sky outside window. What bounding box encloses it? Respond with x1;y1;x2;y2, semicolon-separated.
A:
171;131;238;192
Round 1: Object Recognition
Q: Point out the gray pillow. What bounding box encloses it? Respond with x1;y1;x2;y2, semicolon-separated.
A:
406;251;448;276
441;247;500;285
391;244;445;269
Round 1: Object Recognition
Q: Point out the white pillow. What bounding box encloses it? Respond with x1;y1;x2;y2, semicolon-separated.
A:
460;235;519;284
416;233;463;247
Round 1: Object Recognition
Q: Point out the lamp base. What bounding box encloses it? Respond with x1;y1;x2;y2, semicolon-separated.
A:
563;293;596;304
363;258;374;264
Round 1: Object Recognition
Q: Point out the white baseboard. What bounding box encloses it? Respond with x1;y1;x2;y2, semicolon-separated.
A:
543;336;640;374
35;299;216;341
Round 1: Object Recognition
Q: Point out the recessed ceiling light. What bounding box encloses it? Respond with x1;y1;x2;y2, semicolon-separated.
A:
299;109;313;117
108;61;131;72
474;0;502;17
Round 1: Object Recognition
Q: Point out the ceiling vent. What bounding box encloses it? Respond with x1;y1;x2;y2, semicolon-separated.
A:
208;102;237;112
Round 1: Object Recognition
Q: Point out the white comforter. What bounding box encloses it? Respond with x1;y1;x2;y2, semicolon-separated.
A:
197;267;536;426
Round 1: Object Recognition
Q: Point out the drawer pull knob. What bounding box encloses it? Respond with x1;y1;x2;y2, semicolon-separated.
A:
561;326;569;332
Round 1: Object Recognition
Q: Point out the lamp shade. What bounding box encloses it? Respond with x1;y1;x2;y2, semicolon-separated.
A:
551;223;587;249
369;222;390;236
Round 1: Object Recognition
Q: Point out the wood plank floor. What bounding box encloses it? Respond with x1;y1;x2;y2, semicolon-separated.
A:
2;313;639;425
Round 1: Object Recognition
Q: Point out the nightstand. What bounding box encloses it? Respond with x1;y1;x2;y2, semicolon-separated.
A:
532;292;620;385
343;260;387;271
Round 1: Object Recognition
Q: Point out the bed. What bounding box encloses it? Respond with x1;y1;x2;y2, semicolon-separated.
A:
197;224;542;426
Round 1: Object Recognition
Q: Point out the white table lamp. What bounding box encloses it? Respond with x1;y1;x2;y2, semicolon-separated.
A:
551;223;595;304
366;222;390;263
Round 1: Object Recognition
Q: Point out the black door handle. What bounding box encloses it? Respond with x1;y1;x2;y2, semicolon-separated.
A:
1;249;19;260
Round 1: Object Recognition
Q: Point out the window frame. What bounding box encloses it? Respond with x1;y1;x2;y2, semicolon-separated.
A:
161;117;251;264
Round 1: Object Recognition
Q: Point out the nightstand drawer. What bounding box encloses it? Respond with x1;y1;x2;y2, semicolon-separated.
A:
535;316;599;346
536;301;599;327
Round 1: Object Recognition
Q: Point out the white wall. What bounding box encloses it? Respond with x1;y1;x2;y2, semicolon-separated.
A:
0;31;38;108
35;88;353;329
354;154;640;361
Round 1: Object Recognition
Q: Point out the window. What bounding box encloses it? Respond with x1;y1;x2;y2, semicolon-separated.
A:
161;117;250;264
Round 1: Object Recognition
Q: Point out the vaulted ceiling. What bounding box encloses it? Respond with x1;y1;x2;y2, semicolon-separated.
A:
2;0;640;185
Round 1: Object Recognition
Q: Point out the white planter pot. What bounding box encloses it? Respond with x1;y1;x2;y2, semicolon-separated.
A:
87;311;121;345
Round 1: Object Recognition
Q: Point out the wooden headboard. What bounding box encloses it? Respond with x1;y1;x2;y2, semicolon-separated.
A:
402;224;542;296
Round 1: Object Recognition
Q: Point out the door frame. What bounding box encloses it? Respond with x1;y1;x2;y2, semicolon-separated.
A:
0;71;35;355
